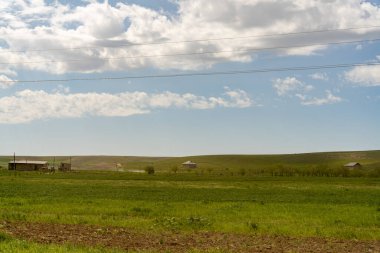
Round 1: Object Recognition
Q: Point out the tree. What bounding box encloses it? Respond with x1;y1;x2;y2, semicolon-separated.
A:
145;165;155;175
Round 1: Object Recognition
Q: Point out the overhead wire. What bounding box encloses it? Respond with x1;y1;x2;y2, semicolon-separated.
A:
0;25;380;54
0;38;379;66
3;62;380;84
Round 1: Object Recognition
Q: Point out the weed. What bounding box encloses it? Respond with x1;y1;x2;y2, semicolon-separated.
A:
2;212;27;221
247;221;259;231
154;216;211;231
0;232;10;242
130;207;152;216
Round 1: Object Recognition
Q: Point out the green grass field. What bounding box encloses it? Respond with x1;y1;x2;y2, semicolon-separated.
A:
0;152;379;252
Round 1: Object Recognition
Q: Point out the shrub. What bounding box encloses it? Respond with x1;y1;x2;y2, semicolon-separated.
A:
238;168;246;176
171;166;178;174
144;165;155;175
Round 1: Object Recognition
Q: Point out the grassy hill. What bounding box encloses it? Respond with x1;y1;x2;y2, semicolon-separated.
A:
1;150;380;174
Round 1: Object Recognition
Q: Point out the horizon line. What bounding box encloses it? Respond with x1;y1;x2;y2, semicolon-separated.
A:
1;149;379;158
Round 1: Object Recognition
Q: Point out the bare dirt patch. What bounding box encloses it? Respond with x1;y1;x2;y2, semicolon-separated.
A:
1;221;379;253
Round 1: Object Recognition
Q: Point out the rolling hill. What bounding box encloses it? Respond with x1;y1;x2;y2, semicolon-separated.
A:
1;150;380;172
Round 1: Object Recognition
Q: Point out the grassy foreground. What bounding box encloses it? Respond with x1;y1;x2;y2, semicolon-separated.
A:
0;169;379;252
0;235;122;253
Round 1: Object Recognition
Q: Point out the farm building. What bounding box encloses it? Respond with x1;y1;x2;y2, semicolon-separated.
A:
58;162;71;172
8;160;49;171
344;162;362;169
182;161;197;169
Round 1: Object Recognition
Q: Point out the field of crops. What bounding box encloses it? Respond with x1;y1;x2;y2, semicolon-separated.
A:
0;168;379;252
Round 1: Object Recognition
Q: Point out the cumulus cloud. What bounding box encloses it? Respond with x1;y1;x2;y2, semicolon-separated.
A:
273;77;313;96
345;64;380;86
310;72;329;81
273;76;341;106
0;88;253;124
355;44;363;50
296;90;342;106
0;0;379;75
0;74;16;89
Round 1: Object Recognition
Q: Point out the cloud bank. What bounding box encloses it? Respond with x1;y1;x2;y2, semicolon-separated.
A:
0;88;253;124
0;0;379;77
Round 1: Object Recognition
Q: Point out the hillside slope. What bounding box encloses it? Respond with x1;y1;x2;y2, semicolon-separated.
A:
1;150;379;172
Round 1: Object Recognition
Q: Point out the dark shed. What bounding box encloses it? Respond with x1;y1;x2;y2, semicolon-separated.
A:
8;160;49;171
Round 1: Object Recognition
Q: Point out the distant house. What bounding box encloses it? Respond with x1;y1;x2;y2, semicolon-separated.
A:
8;160;49;171
58;162;72;172
344;162;362;169
182;161;197;169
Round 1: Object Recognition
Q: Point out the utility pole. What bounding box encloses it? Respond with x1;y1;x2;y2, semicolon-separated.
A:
13;152;16;171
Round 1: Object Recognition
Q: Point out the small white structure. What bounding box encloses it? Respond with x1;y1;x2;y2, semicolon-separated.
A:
344;162;362;169
182;161;197;169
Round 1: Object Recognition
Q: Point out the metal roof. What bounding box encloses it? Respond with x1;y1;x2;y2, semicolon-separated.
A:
344;162;361;167
182;161;196;165
9;160;48;165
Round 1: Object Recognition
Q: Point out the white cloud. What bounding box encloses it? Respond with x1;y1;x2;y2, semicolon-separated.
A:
0;0;379;75
0;75;16;89
274;76;341;106
0;88;253;124
53;84;70;93
310;72;329;81
345;64;380;86
296;90;342;106
273;77;313;96
355;44;363;50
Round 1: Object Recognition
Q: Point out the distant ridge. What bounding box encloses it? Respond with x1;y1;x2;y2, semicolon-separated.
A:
1;150;379;171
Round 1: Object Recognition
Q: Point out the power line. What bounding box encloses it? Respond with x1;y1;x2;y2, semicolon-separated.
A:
1;38;379;66
1;25;380;54
5;62;380;84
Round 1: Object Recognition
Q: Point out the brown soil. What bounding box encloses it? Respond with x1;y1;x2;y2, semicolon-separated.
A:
1;221;379;253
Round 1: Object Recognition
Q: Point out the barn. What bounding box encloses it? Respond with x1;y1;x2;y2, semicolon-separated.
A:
8;160;49;171
182;161;197;169
58;162;72;172
344;162;362;169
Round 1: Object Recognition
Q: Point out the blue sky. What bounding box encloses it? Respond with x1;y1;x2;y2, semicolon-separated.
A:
0;0;379;156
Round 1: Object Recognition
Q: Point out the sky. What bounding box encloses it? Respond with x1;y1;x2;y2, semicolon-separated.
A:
0;0;380;156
